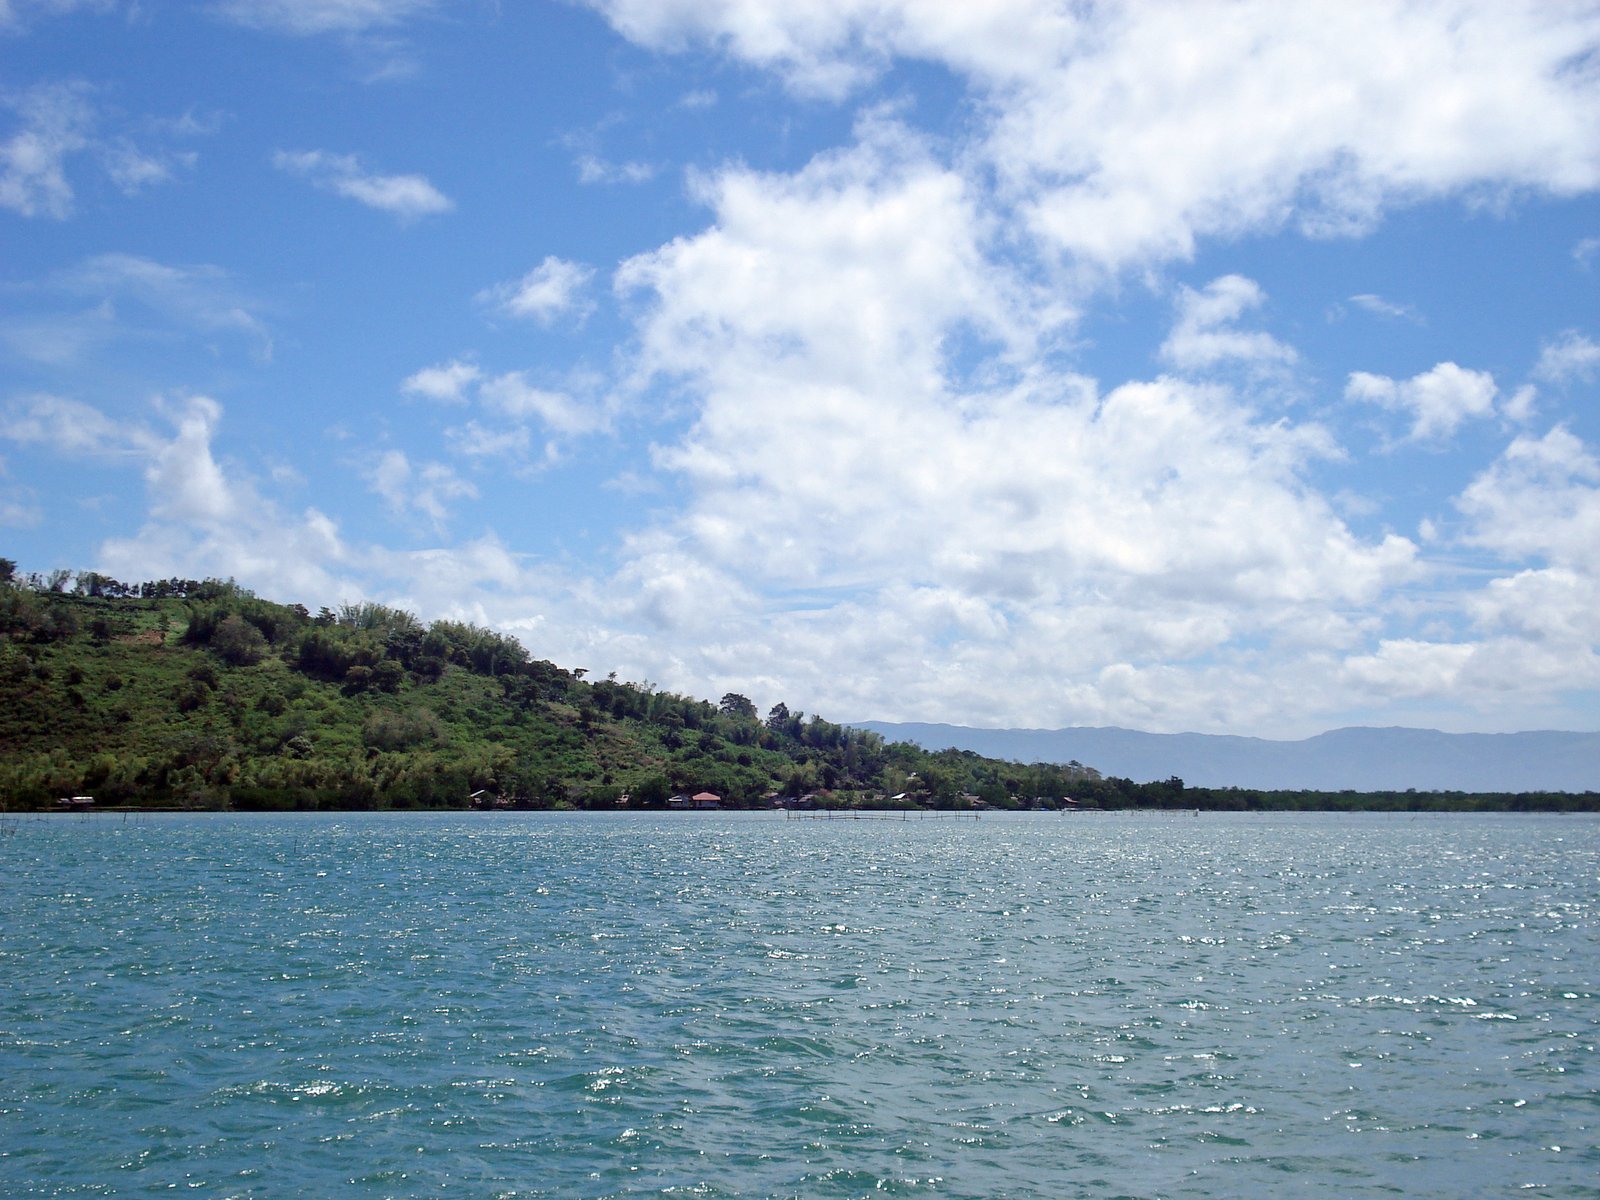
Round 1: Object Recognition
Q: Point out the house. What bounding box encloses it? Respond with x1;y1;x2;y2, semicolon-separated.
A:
691;792;721;809
667;794;690;809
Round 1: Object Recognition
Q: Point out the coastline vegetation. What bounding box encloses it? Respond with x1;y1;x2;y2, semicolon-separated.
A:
2;561;1595;813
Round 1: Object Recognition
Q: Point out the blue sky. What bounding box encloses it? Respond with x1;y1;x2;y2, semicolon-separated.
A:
3;1;1598;738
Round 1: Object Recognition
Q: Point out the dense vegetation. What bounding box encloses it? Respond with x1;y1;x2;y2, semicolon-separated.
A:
3;562;1593;813
0;563;1100;812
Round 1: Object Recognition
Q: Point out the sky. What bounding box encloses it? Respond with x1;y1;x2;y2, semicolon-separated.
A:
2;1;1599;739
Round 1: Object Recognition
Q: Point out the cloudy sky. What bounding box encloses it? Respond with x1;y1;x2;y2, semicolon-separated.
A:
3;1;1599;738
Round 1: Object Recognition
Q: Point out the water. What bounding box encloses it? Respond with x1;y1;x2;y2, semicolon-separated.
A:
2;811;1596;1198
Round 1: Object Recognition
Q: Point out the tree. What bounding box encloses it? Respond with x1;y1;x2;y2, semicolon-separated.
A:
211;615;268;666
720;692;757;720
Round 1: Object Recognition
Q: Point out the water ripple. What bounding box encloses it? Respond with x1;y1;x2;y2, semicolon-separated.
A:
2;812;1597;1198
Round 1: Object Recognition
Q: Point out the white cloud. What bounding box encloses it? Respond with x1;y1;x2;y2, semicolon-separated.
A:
1;82;200;218
21;394;362;603
365;448;476;530
213;0;435;35
445;420;532;460
588;0;897;100
1;392;156;456
1457;426;1600;570
0;82;93;218
478;257;596;324
1350;427;1600;705
1340;638;1475;699
100;138;196;195
618;117;1040;395
1532;329;1600;386
1470;567;1600;649
0;0;118;32
478;371;607;437
0;391;355;600
145;396;236;524
399;355;609;455
1501;384;1539;425
273;148;452;220
401;359;480;404
0;493;42;528
8;1;1593;736
1345;362;1498;444
576;154;655;186
1159;274;1297;373
1577;236;1600;269
592;1;1600;274
54;253;273;360
598;121;1426;732
1347;293;1421;323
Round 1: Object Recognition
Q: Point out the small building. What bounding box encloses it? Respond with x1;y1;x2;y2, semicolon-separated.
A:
667;794;690;809
691;792;721;809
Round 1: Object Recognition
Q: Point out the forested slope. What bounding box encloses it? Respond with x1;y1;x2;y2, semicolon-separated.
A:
0;567;1093;811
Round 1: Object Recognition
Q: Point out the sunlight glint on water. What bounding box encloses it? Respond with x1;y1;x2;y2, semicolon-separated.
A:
2;811;1596;1198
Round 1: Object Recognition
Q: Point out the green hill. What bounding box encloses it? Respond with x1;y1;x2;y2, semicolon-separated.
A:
0;568;1092;812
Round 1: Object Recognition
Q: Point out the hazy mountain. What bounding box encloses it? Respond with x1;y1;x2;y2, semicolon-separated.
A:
853;723;1600;793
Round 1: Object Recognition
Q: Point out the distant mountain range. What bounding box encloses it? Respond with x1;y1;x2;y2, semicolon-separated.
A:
854;723;1600;793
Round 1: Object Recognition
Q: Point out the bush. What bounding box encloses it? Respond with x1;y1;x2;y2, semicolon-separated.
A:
212;615;268;666
362;708;444;752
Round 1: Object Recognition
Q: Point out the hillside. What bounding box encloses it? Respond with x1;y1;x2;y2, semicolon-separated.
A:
0;572;1094;812
5;570;1594;813
855;722;1600;793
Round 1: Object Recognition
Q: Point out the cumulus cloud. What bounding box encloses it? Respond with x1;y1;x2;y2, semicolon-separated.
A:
478;371;607;437
1363;427;1600;705
618;118;1038;395
599;119;1424;732
273;148;452;220
591;0;1600;273
401;359;480;404
1345;362;1498;444
478;257;596;324
398;357;609;466
1159;275;1297;373
1457;426;1600;570
1533;330;1600;386
10;1;1595;736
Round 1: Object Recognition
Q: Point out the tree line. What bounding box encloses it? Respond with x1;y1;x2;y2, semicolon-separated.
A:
2;560;1592;812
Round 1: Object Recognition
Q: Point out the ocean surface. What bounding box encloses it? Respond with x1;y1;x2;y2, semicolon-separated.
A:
1;811;1596;1199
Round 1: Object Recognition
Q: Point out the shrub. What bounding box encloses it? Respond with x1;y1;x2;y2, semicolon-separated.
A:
212;615;268;666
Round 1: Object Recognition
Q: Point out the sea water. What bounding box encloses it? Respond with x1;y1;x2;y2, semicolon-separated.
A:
1;811;1595;1199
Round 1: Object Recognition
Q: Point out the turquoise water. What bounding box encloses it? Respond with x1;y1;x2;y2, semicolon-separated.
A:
2;811;1596;1198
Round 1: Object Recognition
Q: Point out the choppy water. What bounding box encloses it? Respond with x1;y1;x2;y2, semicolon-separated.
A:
1;811;1596;1198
